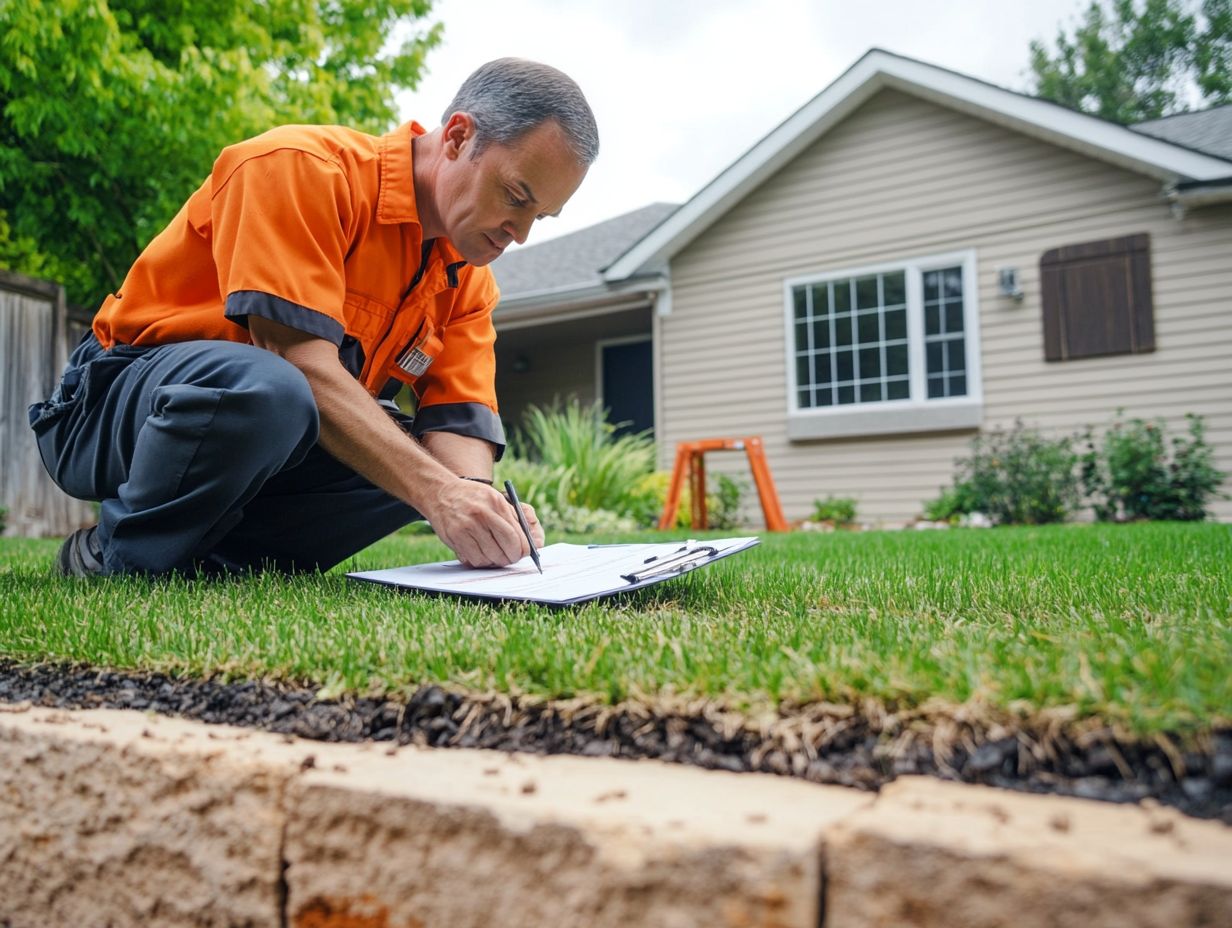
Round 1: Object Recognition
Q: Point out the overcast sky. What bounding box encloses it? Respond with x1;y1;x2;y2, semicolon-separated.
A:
395;0;1090;246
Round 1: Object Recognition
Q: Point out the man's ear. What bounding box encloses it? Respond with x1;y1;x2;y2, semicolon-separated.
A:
442;112;475;161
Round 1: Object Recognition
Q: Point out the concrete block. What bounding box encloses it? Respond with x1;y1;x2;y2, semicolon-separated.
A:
0;706;299;928
824;776;1232;928
284;748;871;928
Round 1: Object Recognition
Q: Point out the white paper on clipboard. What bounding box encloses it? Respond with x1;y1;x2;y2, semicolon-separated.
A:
346;536;760;606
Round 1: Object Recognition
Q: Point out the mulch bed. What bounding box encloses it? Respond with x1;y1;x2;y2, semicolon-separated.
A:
1;658;1228;823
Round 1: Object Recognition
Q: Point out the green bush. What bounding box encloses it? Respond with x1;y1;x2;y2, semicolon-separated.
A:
921;485;975;523
500;401;657;518
627;471;745;530
950;421;1081;526
0;505;7;534
534;503;639;536
811;495;857;525
1081;413;1227;521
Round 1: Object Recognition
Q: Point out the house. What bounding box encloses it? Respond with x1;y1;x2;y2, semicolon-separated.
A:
491;49;1232;524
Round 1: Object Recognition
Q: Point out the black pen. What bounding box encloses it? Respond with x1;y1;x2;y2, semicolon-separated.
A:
503;479;542;574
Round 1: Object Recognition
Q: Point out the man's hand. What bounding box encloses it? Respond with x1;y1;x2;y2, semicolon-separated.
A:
425;479;530;568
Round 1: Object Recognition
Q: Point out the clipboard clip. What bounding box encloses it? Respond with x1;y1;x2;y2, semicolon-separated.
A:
621;545;719;583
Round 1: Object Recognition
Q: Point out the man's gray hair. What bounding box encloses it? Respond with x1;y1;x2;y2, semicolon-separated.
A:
442;58;599;166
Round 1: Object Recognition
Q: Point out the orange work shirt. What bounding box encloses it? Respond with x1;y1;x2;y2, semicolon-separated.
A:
93;121;504;447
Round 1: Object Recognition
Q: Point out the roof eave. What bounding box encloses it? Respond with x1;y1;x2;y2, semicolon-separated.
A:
1167;178;1232;208
494;275;668;327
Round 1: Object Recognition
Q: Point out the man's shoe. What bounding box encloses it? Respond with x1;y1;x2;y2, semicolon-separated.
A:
57;526;105;577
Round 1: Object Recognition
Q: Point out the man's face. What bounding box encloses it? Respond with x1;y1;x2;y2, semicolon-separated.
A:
435;116;589;266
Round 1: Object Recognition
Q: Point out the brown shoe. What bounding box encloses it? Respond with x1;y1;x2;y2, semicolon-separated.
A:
56;526;105;577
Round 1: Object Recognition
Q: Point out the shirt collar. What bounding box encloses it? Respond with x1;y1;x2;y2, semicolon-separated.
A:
376;120;467;267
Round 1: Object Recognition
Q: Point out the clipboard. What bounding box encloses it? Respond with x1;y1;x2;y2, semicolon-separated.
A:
346;536;760;606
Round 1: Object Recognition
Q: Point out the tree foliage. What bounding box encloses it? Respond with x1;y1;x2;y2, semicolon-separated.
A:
1029;0;1232;123
0;0;440;307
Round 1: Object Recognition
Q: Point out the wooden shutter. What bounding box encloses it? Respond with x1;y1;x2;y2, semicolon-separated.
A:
1039;233;1155;362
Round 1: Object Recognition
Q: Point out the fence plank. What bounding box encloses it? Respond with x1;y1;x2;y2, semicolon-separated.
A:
0;275;95;538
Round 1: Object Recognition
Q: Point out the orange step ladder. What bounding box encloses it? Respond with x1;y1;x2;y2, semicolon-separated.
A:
658;436;789;532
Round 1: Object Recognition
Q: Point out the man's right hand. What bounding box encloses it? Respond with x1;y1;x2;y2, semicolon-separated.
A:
425;479;529;568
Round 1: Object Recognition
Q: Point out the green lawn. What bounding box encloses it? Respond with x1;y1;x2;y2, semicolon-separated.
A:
1;522;1229;737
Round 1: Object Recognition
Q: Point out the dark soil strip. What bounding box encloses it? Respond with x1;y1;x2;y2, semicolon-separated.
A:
1;658;1228;823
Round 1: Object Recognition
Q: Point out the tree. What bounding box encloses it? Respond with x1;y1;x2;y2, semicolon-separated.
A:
1029;0;1232;124
0;0;441;307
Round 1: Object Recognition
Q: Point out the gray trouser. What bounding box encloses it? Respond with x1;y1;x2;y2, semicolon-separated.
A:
29;333;420;575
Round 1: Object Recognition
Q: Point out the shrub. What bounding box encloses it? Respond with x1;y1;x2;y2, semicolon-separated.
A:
921;485;975;523
534;503;639;536
950;421;1081;525
0;505;7;534
627;471;745;530
1081;413;1227;521
811;495;857;525
501;401;657;517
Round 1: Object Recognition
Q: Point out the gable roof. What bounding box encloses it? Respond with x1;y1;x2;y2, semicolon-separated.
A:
604;48;1232;283
490;202;677;300
1133;104;1232;161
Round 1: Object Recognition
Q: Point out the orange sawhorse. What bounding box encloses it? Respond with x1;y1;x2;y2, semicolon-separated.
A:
658;436;789;531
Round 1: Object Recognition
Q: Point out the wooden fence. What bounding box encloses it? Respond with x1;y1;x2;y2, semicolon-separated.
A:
0;269;95;537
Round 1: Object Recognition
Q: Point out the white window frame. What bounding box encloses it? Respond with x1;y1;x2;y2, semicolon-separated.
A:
782;249;983;440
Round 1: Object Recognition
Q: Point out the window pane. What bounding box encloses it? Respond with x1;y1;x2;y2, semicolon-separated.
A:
946;339;966;372
855;275;879;309
950;374;967;397
812;318;830;349
926;341;944;373
927;375;945;398
816;386;833;406
811;284;830;317
860;382;882;403
925;303;941;336
815;353;832;385
885;309;906;341
837;384;855;405
857;311;880;344
858;346;881;379
795;321;809;350
943;267;963;298
883;271;905;306
885;342;908;376
834;315;852;347
836;350;854;381
945;301;964;335
834;279;852;313
793;287;808;320
798;388;813;408
923;271;939;303
796;354;810;388
887;378;910;400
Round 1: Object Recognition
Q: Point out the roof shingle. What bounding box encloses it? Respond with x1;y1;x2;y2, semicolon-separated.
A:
489;202;677;298
1132;104;1232;162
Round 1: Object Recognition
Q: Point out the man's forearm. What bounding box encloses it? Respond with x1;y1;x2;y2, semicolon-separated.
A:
421;430;496;481
248;319;454;511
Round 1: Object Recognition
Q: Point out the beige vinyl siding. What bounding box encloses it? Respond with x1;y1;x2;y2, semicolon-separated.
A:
660;88;1232;524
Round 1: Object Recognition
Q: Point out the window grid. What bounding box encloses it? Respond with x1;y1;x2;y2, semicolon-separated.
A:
792;271;910;409
922;267;968;399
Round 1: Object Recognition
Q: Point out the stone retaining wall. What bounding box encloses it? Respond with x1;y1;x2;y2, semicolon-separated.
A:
1;706;1228;927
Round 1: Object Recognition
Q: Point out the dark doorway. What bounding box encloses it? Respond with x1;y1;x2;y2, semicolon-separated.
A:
600;338;653;438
